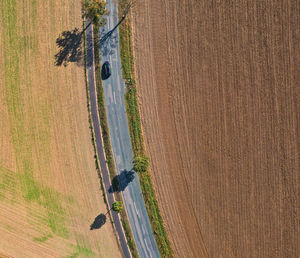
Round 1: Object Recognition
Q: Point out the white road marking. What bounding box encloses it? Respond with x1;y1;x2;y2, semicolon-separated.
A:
134;201;140;217
113;91;116;104
107;84;113;104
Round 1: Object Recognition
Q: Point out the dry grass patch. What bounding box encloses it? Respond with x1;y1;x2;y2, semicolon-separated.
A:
0;1;121;257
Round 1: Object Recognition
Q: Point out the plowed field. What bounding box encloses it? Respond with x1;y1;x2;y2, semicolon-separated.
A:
132;0;300;257
0;1;120;257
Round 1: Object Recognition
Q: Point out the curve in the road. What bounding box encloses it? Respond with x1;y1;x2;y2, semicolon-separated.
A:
86;22;131;258
99;2;161;258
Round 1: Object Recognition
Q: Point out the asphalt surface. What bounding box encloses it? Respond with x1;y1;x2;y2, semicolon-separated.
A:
86;22;131;258
99;2;161;258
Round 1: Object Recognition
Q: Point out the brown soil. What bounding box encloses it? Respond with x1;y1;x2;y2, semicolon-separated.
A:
0;1;120;257
132;0;300;257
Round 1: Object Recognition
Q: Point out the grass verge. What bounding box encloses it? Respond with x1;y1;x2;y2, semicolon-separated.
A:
118;1;173;256
93;25;139;258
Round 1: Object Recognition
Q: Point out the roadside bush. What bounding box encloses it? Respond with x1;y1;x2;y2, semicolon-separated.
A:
133;156;149;173
112;201;123;213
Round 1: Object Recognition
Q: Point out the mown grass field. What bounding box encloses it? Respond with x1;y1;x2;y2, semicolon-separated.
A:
0;1;120;257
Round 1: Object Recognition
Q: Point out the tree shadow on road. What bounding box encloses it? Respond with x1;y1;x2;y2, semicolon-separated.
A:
90;213;107;230
54;28;83;67
98;1;133;57
108;170;135;193
99;27;118;57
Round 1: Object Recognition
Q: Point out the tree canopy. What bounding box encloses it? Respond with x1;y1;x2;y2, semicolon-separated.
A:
133;156;150;173
112;201;123;213
82;0;109;26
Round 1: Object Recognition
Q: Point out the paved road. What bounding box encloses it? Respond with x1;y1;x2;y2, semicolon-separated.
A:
99;2;161;258
86;22;131;258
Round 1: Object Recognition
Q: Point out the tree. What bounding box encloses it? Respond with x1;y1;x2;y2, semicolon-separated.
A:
133;156;150;173
112;201;123;213
82;0;109;29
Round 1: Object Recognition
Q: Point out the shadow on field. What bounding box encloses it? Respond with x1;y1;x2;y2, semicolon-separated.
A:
108;170;135;193
90;213;107;230
55;28;83;67
54;25;118;67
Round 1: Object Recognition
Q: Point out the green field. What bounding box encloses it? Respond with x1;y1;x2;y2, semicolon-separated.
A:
0;1;120;257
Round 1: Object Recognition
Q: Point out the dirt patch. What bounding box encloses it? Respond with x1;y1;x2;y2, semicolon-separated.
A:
0;1;120;257
132;0;300;257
